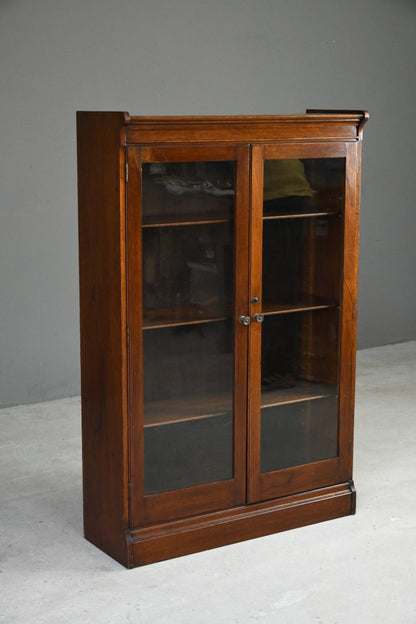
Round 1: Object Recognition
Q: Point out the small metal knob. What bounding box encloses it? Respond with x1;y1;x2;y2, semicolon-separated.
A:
253;313;264;323
239;315;251;326
251;297;260;304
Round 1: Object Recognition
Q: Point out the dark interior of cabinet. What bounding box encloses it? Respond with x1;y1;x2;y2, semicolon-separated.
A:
261;215;342;310
260;308;340;394
142;321;234;405
260;309;340;472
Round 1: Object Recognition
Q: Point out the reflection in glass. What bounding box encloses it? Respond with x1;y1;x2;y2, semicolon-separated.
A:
263;158;345;216
142;161;235;224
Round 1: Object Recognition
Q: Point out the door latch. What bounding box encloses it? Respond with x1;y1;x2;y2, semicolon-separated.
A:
239;315;251;326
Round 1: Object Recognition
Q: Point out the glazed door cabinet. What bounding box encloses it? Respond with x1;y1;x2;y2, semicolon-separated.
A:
126;145;250;526
247;143;358;503
77;111;368;567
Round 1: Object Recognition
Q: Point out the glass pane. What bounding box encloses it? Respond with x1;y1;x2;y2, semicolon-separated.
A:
260;309;340;472
142;161;235;225
141;160;235;495
263;158;345;216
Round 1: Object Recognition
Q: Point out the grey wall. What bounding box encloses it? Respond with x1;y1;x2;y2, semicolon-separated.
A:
1;0;415;407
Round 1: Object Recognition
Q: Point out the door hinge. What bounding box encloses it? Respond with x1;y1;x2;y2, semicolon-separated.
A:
125;161;129;183
126;326;130;346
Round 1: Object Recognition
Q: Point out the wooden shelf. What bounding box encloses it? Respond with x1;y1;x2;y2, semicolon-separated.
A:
263;209;339;221
144;380;336;427
144;392;233;428
143;307;231;330
261;380;336;409
142;213;232;228
262;295;338;316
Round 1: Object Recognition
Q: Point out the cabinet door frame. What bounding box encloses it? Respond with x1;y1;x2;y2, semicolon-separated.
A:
247;141;360;503
126;144;250;526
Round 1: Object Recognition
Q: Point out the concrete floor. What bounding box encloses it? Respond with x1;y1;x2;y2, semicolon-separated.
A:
1;341;416;623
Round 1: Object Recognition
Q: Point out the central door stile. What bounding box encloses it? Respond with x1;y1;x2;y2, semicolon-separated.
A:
247;145;264;503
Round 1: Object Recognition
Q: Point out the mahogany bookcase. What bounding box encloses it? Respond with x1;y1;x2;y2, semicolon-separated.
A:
77;110;368;567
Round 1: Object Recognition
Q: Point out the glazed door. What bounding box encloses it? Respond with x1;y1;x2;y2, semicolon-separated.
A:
127;145;250;525
247;142;359;502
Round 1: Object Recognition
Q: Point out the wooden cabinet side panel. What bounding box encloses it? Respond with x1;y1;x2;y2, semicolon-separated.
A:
338;141;361;479
77;112;129;565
